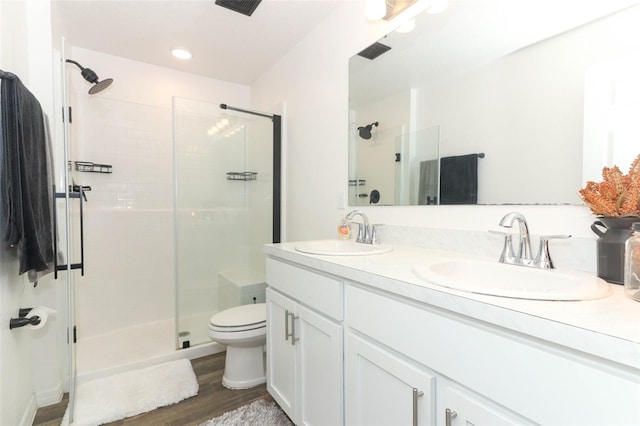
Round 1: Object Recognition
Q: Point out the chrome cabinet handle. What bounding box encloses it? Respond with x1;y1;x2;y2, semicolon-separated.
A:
290;313;299;346
445;408;457;426
285;309;291;341
412;388;423;426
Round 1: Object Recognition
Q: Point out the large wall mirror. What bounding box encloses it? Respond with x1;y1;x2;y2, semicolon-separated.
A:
349;0;640;206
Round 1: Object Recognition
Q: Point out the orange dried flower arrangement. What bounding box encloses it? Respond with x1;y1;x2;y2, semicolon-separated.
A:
579;154;640;217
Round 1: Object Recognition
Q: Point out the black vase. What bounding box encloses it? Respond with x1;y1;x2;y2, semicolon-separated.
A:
591;217;638;284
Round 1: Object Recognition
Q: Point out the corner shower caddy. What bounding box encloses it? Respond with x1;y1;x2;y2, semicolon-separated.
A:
69;161;113;173
226;171;257;181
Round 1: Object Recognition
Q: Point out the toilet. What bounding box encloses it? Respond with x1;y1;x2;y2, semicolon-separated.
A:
208;303;267;389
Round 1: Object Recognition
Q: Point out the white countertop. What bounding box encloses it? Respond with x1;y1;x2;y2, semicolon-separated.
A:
265;241;640;370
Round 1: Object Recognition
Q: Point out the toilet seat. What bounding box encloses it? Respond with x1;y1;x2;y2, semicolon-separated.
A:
207;303;267;389
209;303;266;333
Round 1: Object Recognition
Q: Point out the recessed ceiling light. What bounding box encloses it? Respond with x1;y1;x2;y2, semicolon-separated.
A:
171;48;192;60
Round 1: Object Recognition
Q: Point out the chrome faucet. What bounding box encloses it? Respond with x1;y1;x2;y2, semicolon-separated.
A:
345;209;381;244
494;212;570;269
498;212;533;263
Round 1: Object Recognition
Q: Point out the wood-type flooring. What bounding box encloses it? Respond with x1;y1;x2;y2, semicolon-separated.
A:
32;352;274;426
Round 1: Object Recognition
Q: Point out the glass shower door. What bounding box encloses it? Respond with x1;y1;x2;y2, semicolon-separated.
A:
173;97;275;347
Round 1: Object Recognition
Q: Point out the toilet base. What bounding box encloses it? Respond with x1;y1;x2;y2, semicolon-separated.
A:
222;345;266;389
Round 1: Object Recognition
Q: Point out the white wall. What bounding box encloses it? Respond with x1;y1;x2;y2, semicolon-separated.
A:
416;5;640;205
0;0;62;423
251;0;405;240
251;0;614;244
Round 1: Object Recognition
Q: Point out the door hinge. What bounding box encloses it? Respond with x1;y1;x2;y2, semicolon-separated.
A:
62;106;72;123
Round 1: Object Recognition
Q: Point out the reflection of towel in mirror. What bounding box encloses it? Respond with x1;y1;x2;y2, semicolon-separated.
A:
418;160;439;205
440;154;478;205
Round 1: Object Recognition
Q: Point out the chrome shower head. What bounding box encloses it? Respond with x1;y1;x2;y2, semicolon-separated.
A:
66;59;114;95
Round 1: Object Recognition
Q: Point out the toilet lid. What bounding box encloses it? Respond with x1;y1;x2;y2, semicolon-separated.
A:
209;303;266;328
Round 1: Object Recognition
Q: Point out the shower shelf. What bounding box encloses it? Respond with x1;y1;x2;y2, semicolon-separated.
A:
72;161;113;174
226;172;257;181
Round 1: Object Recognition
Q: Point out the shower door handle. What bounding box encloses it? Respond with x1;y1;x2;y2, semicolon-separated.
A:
53;185;85;279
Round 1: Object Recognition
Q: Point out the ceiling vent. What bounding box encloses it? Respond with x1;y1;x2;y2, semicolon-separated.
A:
357;42;392;60
214;0;263;17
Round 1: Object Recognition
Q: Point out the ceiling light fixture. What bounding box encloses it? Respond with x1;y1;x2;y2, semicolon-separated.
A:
171;48;192;60
367;0;446;22
366;0;418;21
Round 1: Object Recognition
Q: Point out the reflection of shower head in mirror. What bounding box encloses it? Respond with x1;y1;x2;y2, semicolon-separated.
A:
357;121;379;139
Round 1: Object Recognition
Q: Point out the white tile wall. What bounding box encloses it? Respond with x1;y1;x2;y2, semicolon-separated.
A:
71;97;175;341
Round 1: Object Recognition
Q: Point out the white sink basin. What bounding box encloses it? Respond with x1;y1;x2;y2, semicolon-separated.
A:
412;259;612;301
295;240;393;256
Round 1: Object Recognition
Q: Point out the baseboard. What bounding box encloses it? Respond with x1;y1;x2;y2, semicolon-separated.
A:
77;341;224;384
19;394;38;426
35;380;64;407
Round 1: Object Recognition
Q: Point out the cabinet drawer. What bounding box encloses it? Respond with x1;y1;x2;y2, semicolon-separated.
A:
266;258;343;321
347;284;639;425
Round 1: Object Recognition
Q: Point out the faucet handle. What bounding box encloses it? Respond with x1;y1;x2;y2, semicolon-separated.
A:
534;234;571;269
489;230;516;264
353;222;365;243
370;224;384;245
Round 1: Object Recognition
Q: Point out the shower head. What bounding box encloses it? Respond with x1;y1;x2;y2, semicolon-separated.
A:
88;77;113;95
66;59;113;95
357;122;379;140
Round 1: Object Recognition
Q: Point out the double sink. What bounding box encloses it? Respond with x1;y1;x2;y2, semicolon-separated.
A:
294;240;611;301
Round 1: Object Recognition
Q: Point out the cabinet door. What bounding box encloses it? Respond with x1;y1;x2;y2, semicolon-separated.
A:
441;382;534;426
345;332;435;426
266;288;297;421
297;304;343;426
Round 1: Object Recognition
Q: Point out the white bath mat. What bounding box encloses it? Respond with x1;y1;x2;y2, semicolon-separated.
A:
61;358;198;425
200;399;293;426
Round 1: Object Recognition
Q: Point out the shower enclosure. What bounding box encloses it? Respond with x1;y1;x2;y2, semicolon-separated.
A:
58;79;280;422
173;97;281;347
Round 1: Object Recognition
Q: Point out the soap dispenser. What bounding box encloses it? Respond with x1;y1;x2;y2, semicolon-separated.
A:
337;217;351;240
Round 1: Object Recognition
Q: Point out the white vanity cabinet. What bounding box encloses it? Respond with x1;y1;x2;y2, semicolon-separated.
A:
345;283;639;426
345;331;436;425
266;258;343;426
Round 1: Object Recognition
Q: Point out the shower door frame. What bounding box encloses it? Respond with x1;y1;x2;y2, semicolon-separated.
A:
173;100;282;349
59;37;78;424
220;103;281;244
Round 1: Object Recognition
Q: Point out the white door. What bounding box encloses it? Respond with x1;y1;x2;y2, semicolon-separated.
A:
266;288;297;420
345;332;436;426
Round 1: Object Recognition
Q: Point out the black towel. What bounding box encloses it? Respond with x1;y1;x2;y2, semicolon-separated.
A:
418;159;438;205
440;154;478;205
1;73;55;275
